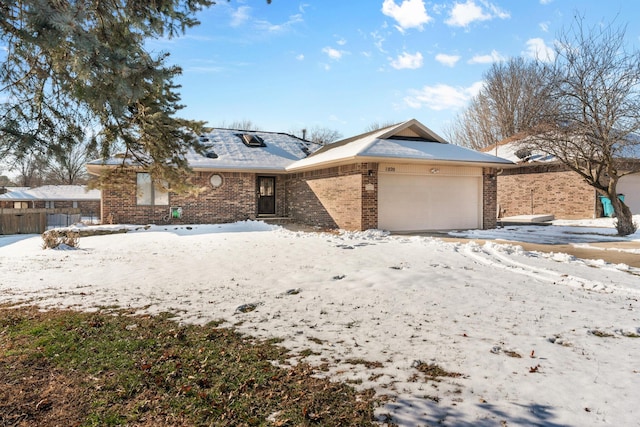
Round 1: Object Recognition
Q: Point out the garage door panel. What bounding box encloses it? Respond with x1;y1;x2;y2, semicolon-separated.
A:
379;174;481;231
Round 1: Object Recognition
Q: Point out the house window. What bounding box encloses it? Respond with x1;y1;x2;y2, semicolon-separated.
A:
72;201;78;208
136;173;169;206
237;133;266;147
45;201;55;209
14;201;28;209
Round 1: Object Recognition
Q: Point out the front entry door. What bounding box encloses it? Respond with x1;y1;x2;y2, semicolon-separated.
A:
257;176;276;215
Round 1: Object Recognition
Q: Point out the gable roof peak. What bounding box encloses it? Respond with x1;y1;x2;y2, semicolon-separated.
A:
378;119;447;143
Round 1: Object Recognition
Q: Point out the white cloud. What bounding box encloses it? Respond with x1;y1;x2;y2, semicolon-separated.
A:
539;21;550;32
256;13;304;33
336;38;347;46
468;49;505;64
322;47;346;60
230;6;251;27
486;1;510;19
296;54;305;61
435;53;461;67
371;31;387;53
390;51;424;69
382;0;433;32
404;82;482;110
229;4;303;33
445;0;509;28
540;0;553;4
524;38;555;62
467;81;485;97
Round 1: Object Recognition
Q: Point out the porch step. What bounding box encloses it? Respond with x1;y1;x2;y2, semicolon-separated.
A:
258;216;294;225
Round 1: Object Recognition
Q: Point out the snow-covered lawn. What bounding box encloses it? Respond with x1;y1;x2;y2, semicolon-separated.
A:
1;219;639;426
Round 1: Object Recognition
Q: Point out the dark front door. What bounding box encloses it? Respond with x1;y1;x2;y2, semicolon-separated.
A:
257;176;276;215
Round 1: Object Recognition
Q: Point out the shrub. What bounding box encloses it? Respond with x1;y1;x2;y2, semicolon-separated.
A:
42;230;80;249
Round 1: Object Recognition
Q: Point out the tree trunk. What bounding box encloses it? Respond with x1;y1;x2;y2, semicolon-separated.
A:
610;194;636;236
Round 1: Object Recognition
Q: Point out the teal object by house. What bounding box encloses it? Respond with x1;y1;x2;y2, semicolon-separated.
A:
599;194;625;217
599;196;613;217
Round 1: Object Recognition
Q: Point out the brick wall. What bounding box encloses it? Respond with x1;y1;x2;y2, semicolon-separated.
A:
285;163;377;230
101;171;261;225
483;168;498;229
99;163;498;230
498;164;596;219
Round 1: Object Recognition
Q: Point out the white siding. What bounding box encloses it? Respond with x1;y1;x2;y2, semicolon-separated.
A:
618;174;640;214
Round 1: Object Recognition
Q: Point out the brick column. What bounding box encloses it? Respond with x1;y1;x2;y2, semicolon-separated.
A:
361;163;378;230
483;167;497;229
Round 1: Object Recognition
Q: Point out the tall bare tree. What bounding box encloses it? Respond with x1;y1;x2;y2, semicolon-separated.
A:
364;120;398;133
445;95;500;150
307;126;342;145
12;152;48;187
528;17;640;235
45;137;98;184
218;120;262;131
445;57;552;149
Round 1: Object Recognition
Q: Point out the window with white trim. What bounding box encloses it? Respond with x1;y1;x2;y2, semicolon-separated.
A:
136;173;169;206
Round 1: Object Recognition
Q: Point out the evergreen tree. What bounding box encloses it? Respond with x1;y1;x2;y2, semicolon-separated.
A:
0;0;243;191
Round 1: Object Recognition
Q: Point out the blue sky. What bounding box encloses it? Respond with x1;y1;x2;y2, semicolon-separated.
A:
153;0;640;140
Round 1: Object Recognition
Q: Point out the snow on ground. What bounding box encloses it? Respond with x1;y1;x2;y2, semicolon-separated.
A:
1;220;640;426
451;216;640;246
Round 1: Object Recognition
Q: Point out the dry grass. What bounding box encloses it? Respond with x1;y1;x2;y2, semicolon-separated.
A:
0;305;379;426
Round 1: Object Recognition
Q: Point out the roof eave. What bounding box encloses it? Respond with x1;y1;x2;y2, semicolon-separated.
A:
87;163;290;175
191;166;289;174
287;155;516;172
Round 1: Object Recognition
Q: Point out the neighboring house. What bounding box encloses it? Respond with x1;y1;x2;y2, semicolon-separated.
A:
87;119;513;232
0;185;101;219
485;135;640;219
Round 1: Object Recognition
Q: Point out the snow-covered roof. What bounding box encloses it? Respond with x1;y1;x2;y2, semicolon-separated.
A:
487;132;640;164
87;120;514;174
287;119;514;171
87;129;321;174
0;185;100;201
484;134;556;164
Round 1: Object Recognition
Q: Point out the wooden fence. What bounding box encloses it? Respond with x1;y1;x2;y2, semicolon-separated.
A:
0;208;82;235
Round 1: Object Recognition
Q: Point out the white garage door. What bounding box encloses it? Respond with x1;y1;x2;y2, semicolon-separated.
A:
618;174;640;214
379;170;482;232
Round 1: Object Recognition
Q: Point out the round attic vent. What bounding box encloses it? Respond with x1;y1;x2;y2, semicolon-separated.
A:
205;151;218;159
210;174;223;188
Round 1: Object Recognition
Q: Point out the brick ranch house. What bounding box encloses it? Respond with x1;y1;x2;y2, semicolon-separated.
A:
0;185;101;219
485;136;640;219
87;119;513;232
